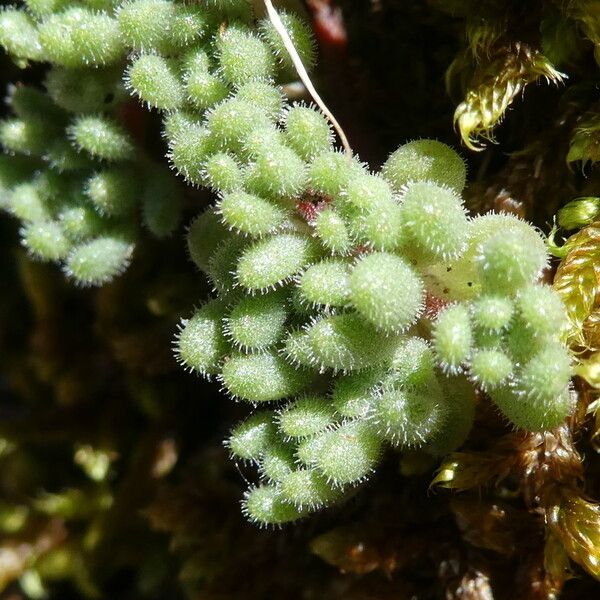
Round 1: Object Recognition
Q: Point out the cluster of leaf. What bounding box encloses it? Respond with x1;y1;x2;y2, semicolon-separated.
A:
174;127;573;525
0;0;198;285
0;0;311;285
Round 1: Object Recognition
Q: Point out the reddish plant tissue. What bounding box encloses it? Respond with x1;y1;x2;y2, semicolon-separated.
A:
424;291;450;320
307;0;348;48
297;194;331;223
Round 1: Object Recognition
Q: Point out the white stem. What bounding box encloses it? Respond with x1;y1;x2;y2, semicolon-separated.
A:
263;0;352;157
